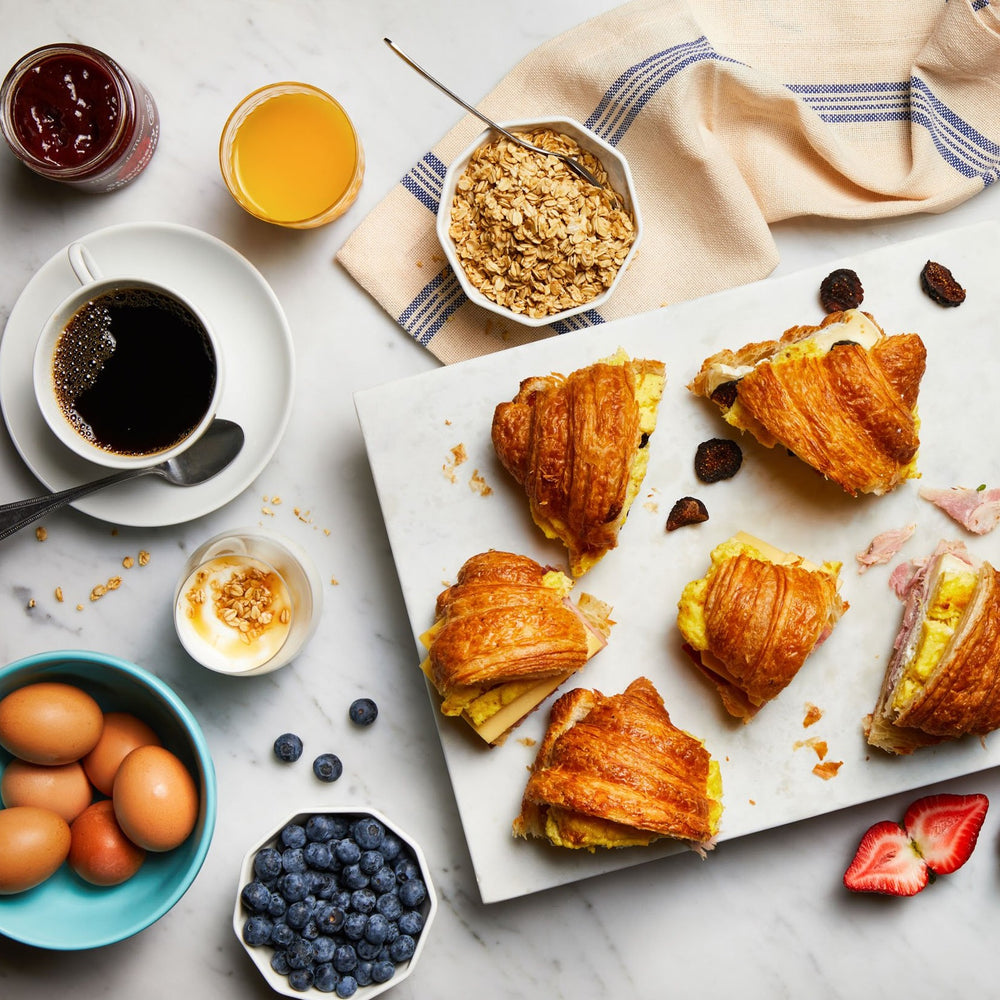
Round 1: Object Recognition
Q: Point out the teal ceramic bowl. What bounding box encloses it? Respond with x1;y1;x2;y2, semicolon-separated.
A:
0;649;216;949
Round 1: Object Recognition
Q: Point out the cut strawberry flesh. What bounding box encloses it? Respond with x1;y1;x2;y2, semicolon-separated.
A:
843;820;929;896
903;792;989;875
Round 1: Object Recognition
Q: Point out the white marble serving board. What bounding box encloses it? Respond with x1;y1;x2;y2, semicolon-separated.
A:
356;221;1000;903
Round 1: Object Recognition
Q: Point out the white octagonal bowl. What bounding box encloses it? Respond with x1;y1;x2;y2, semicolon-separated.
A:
436;116;642;328
234;805;436;998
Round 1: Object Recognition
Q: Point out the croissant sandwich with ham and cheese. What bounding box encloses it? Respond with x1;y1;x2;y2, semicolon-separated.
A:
419;550;613;746
677;532;848;722
687;309;926;496
491;349;666;577
513;676;722;853
865;541;1000;754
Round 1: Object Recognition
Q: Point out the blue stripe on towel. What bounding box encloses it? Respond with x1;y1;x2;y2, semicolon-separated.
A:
397;37;997;347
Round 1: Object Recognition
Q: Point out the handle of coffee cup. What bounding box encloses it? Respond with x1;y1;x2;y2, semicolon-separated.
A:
67;242;103;286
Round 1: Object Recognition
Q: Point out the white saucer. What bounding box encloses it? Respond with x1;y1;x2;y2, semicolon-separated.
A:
0;221;294;527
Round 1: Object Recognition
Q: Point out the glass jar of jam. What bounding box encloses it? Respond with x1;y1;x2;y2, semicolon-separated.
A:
0;44;159;193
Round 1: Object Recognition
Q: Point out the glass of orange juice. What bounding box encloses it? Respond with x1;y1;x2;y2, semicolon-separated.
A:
219;82;364;228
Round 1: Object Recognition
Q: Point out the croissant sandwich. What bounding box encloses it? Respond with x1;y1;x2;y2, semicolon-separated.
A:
419;550;613;745
513;676;722;853
677;532;848;721
687;309;926;496
865;541;1000;754
492;349;666;576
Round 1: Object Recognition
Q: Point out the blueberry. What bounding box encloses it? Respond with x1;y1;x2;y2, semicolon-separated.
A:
305;814;337;841
370;865;397;895
285;900;313;930
363;912;390;945
286;936;316;970
304;841;333;870
394;857;421;882
334;839;361;865
379;832;402;862
356;937;382;961
330;889;352;911
399;878;426;908
351;888;377;915
288;968;314;992
316;904;346;935
355;960;374;987
398;909;424;936
313;962;339;993
359;850;384;876
242;915;272;946
282;847;307;873
371;960;395;984
313;935;336;963
389;934;416;962
240;880;272;913
270;949;291;975
267;891;287;917
270;921;295;947
348;698;378;726
301;918;320;941
312;872;338;899
274;732;303;762
352;817;384;851
254;847;283;881
340;864;368;890
376;890;402;921
333;943;358;974
343;911;367;941
335;976;358;998
281;823;308;849
311;752;343;782
278;872;309;902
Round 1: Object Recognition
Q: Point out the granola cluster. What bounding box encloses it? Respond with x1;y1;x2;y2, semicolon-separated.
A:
448;129;636;320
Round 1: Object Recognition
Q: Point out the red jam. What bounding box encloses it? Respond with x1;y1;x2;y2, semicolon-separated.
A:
1;44;159;192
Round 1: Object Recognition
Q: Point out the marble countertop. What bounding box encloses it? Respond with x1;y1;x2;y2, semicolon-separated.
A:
2;2;999;998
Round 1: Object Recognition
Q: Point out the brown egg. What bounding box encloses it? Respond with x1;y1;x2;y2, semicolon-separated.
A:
0;682;104;764
112;745;199;852
68;800;145;886
0;759;93;822
0;805;72;894
82;711;162;796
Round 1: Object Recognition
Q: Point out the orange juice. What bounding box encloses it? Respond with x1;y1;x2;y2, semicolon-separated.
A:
220;83;364;228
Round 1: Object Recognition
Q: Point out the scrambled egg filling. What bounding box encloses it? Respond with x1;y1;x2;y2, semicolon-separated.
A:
893;559;978;710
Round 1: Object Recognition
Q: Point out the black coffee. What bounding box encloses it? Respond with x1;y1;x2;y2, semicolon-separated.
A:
53;287;217;456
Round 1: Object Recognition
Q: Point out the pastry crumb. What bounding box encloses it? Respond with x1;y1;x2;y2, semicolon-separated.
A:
469;469;493;496
803;703;823;727
54;587;63;602
138;550;150;566
794;737;828;760
812;760;843;780
122;555;135;569
35;526;47;541
330;577;339;586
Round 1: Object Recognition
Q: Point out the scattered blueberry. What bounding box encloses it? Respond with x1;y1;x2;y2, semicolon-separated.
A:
313;753;343;782
273;732;303;762
348;698;378;727
240;813;429;995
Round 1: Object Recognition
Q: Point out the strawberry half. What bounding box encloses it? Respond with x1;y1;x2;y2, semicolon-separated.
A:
903;792;989;875
843;820;929;896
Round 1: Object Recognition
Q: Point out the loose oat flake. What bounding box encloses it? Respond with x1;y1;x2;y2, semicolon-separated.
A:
448;129;636;319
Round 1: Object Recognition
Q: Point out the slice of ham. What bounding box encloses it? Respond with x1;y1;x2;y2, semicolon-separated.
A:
919;486;1000;535
856;523;916;574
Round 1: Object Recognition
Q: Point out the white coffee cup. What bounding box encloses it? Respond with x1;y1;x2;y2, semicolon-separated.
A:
33;242;225;469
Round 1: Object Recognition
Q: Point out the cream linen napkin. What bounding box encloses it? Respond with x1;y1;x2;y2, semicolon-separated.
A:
338;0;1000;363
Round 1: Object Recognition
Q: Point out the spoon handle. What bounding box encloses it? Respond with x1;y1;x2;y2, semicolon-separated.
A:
0;467;150;542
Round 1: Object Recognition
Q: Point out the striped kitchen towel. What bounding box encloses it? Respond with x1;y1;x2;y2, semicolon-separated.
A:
337;0;1000;363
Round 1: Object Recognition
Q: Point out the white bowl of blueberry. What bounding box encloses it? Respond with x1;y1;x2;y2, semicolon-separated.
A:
234;806;436;997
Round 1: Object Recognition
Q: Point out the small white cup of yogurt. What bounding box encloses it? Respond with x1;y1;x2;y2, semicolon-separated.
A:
173;527;323;675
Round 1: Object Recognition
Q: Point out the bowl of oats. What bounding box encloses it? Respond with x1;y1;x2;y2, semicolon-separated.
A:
437;117;641;327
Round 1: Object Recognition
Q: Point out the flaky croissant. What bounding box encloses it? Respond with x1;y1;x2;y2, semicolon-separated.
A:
865;541;1000;754
687;310;926;496
677;532;847;721
513;676;722;852
419;550;613;745
492;349;666;576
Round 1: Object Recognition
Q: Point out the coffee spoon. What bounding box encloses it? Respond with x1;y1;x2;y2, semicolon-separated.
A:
384;38;605;189
0;418;245;542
